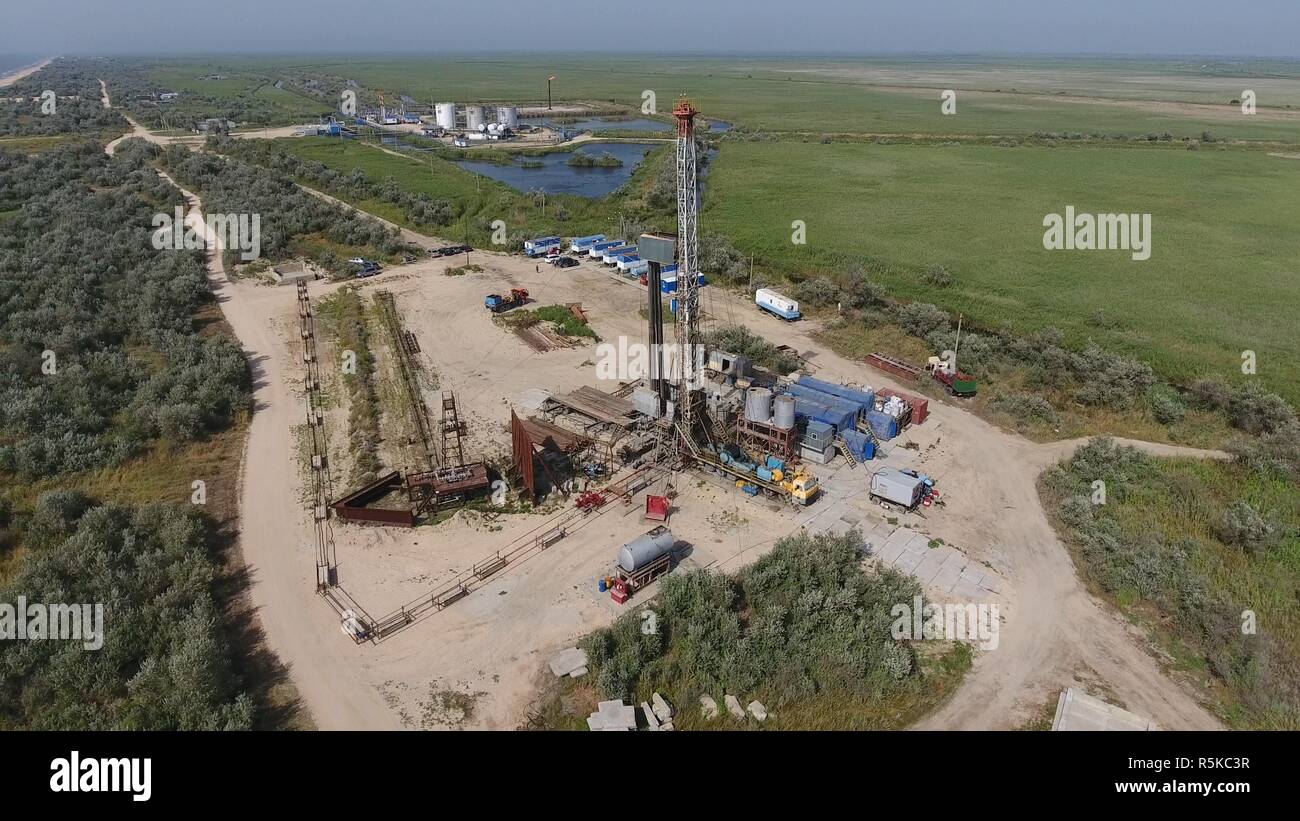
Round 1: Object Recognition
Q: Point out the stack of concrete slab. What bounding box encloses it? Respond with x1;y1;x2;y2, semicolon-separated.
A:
1051;688;1156;731
587;700;638;731
549;647;589;679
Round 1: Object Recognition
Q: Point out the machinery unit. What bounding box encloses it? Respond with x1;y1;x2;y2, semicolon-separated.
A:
484;288;529;313
869;468;926;511
496;105;519;128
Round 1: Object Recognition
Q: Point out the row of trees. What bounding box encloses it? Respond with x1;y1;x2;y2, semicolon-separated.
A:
0;139;249;478
158;144;420;275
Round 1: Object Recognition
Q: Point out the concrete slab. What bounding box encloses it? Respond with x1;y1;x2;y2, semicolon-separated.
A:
895;549;925;574
913;549;951;584
1052;688;1156;731
549;647;588;677
652;693;674;723
725;694;746;720
641;702;661;730
699;695;718;720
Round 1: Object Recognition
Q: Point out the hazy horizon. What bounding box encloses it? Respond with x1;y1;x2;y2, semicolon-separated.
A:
2;0;1299;59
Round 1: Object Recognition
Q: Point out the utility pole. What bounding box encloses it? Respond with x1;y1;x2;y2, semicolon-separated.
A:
546;74;555;110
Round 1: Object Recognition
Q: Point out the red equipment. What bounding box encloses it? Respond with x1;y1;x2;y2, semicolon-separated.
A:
576;490;605;511
644;495;670;522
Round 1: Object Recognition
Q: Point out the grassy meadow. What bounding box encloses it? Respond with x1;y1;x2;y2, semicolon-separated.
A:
706;140;1300;402
121;54;1300;141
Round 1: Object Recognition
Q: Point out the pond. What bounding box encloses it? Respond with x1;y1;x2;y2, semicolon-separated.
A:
453;141;660;198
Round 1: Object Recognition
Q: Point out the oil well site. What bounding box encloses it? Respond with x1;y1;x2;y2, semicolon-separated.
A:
283;99;1004;728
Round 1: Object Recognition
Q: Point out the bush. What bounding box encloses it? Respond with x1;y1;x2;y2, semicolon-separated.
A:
1228;382;1296;435
705;324;798;374
922;263;953;288
894;302;950;338
791;277;842;309
1148;386;1187;425
990;392;1059;426
1216;501;1278;556
579;530;924;708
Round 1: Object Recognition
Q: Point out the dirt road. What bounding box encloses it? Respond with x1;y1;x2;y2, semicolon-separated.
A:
103;85;401;729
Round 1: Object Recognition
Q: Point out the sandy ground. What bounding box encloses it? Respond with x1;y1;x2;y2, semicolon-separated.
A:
101;86;1226;729
0;58;51;89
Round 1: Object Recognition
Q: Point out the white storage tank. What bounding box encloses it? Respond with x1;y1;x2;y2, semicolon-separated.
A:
435;102;456;130
618;527;675;573
496;105;519;128
745;387;773;423
772;395;796;429
465;105;486;130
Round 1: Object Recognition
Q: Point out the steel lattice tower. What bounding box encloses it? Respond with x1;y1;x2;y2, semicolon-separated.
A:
672;97;703;442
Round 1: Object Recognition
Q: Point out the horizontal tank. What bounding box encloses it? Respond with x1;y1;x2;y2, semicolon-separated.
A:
618;527;675;573
465;105;486;130
772;394;795;429
496;105;519;129
435;102;456;131
745;387;773;423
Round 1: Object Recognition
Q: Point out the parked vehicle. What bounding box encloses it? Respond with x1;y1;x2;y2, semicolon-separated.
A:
868;467;926;511
551;256;579;268
349;258;381;278
755;287;801;320
484;288;529;313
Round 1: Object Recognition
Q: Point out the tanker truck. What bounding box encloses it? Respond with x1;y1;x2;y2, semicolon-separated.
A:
609;526;675;604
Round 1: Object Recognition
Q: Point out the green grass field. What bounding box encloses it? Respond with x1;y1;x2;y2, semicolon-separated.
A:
120;54;1300;142
705;140;1300;402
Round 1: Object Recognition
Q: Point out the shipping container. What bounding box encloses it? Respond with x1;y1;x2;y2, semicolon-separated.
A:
879;388;929;425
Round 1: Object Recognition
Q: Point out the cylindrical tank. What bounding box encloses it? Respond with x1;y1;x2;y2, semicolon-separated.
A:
618;528;675;573
772;394;795;429
745;387;773;423
435;102;456;130
465;105;486;130
496;105;519;128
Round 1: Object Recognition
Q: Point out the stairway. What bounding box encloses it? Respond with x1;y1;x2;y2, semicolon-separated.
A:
834;435;858;469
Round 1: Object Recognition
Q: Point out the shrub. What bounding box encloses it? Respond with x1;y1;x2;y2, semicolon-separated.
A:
990;392;1059;426
894;302;950;338
1216;501;1278;556
792;277;842;309
1148;386;1187;425
922;263;953;288
1228;382;1296;435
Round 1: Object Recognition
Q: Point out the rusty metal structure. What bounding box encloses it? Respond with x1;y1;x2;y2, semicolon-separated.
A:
298;282;338;588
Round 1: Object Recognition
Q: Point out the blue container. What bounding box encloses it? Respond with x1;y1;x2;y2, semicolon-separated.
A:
838;429;876;461
797;375;875;411
765;455;786;471
598;578;607;592
756;466;774;482
793;396;855;433
865;410;898;441
669;297;678;314
787;383;866;419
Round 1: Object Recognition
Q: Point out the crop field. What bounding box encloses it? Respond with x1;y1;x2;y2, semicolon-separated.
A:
706;140;1300;401
126;55;1300;142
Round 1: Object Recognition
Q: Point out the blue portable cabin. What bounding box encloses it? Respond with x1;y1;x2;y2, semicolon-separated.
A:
588;239;622;258
796;375;874;412
569;234;606;252
525;236;562;256
601;245;637;264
